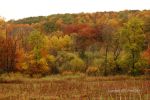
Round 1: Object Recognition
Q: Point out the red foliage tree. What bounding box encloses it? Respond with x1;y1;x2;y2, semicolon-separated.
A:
0;37;17;72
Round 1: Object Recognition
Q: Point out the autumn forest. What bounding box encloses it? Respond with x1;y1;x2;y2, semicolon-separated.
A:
0;10;150;77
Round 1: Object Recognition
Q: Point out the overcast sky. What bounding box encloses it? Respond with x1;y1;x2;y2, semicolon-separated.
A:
0;0;150;20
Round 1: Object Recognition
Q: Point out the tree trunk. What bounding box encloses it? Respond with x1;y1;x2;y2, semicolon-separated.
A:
132;50;135;70
104;45;108;76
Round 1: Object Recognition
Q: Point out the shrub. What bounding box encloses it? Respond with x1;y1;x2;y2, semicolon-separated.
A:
69;57;86;72
144;69;150;76
26;58;50;77
128;68;141;76
62;71;74;75
128;58;148;76
86;67;99;76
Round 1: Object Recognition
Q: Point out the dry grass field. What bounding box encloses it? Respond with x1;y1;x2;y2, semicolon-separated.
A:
0;74;149;100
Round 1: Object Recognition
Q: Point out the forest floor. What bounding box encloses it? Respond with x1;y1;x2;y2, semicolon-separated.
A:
0;74;149;100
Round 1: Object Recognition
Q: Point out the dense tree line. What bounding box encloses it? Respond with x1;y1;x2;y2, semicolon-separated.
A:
0;10;150;76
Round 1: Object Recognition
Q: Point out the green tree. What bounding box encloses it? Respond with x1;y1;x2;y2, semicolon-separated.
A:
27;30;50;76
43;21;58;34
121;17;146;75
111;31;122;74
28;30;45;61
101;24;114;76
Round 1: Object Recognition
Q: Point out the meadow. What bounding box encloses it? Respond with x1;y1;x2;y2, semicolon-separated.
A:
0;73;149;100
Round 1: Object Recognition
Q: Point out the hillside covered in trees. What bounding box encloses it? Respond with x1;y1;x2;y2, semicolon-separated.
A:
0;10;150;76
